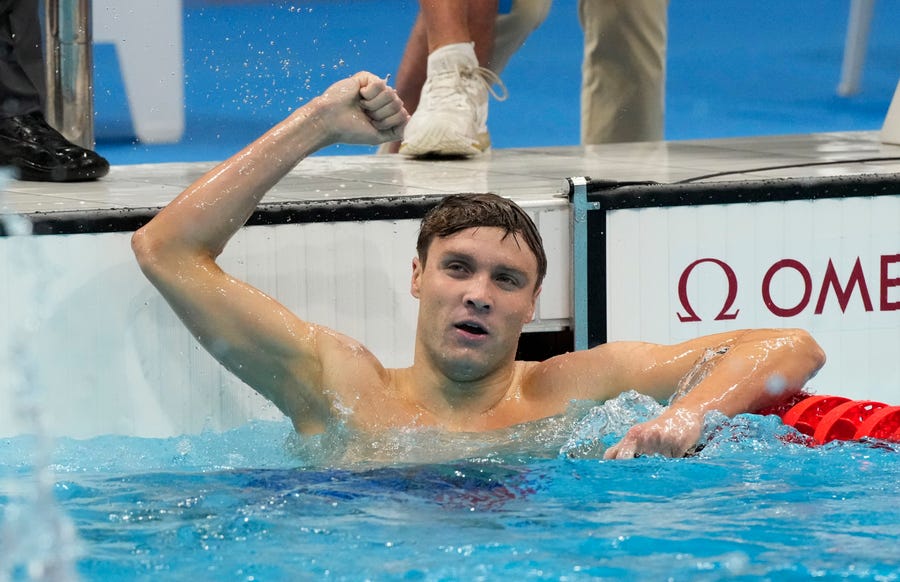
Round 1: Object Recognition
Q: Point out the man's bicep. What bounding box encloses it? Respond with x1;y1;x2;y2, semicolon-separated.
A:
607;340;719;402
554;341;698;403
529;342;659;403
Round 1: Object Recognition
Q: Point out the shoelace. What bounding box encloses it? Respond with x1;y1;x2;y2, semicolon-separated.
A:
471;65;509;103
425;65;509;108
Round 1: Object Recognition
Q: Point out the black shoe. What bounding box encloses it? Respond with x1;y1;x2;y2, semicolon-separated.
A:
0;111;109;182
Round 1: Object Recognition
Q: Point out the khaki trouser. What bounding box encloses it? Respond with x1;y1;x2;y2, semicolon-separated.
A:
491;0;553;75
491;0;668;144
579;0;668;143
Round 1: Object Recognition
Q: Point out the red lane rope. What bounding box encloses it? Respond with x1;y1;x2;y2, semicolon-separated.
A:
763;394;900;445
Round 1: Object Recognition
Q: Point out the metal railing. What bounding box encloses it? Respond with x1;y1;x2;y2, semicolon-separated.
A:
43;0;93;148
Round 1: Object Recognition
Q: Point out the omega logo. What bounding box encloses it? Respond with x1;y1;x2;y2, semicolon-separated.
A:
677;254;900;322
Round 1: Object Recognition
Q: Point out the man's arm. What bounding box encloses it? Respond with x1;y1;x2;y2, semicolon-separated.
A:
603;328;825;459
532;328;825;458
131;73;408;432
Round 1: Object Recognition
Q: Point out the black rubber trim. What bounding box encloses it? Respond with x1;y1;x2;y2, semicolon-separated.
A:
0;195;447;236
575;173;900;209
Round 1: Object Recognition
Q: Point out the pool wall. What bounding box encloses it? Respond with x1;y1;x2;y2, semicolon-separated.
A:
0;201;570;439
3;136;899;439
571;174;900;404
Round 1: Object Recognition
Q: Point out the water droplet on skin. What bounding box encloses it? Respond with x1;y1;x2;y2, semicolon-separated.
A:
765;374;787;395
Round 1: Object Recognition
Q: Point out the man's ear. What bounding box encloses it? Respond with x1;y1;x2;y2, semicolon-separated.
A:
410;257;422;298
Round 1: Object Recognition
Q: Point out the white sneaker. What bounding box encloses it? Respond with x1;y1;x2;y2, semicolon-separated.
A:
400;42;507;158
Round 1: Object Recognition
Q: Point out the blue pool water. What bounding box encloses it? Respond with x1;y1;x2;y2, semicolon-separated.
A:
2;393;900;581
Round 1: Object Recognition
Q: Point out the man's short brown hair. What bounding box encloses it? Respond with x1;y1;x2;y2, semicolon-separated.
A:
417;193;547;288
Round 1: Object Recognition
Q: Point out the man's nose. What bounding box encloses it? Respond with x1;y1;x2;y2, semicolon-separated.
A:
464;277;492;311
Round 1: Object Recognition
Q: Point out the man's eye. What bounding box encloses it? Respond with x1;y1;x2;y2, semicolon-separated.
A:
496;274;520;287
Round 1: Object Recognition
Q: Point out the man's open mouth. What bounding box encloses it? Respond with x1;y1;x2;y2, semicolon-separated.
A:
455;322;488;335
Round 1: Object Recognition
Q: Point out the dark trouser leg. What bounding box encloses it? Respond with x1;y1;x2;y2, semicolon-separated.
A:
0;0;45;119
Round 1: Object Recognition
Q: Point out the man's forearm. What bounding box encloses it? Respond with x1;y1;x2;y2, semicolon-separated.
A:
604;329;825;459
135;99;331;261
667;329;826;419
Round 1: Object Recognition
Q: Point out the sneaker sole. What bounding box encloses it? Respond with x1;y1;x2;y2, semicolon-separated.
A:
8;159;110;182
400;129;491;159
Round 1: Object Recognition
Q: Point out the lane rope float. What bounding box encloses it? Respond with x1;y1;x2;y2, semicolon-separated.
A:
762;394;900;445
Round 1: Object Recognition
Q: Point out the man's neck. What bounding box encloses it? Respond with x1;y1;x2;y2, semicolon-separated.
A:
396;359;523;428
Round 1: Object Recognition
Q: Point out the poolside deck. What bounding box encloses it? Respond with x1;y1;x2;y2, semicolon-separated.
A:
4;131;900;217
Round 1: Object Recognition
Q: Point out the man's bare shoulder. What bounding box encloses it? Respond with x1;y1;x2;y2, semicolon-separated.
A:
518;342;651;404
314;326;391;388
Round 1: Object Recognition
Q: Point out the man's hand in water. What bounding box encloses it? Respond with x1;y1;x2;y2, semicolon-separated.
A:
604;407;704;459
311;71;409;146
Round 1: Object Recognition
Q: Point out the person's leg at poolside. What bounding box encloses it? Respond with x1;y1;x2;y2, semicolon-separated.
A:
579;0;668;144
392;15;428;126
490;0;551;74
0;0;44;118
384;0;549;155
419;0;497;60
398;0;501;157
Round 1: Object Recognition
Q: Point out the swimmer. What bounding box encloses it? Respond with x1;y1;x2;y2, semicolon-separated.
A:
132;71;826;460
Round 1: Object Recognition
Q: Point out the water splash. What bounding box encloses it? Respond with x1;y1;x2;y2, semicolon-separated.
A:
0;172;82;581
556;387;824;461
283;402;596;468
560;390;665;458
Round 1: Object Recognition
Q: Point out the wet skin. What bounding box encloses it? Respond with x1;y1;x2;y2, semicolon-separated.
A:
411;226;540;386
132;73;827;460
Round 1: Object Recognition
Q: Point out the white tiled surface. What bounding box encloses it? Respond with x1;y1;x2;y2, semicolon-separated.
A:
3;131;900;216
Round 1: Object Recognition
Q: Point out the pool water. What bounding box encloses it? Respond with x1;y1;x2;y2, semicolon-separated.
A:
2;393;899;581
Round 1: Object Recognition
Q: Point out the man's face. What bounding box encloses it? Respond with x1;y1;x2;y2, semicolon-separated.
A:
411;226;541;381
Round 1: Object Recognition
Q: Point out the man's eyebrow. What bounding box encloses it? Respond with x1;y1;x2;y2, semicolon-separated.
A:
496;265;530;283
439;251;474;262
